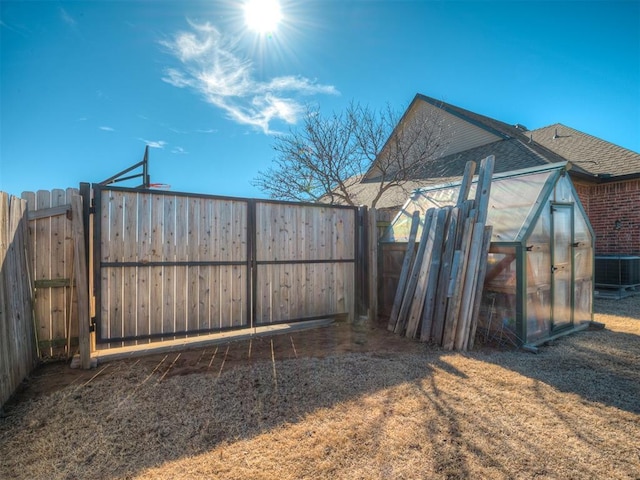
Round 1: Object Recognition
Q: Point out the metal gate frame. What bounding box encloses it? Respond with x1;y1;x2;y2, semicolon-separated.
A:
85;184;363;345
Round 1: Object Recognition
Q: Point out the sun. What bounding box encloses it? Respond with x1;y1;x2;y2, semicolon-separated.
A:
244;0;282;34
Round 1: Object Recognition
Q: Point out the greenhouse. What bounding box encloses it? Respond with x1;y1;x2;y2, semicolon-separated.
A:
381;162;594;347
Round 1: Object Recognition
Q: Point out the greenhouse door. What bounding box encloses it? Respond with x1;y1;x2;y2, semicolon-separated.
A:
551;204;574;330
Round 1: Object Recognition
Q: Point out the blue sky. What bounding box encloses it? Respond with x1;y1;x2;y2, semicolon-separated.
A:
1;0;639;198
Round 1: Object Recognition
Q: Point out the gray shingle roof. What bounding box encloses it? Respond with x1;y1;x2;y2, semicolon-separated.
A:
529;123;640;178
353;94;640;210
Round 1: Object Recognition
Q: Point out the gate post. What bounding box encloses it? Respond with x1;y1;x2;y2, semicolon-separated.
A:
71;195;92;369
355;206;369;319
367;208;378;323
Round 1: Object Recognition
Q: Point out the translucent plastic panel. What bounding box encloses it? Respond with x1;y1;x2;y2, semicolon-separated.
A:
486;172;552;242
553;175;574;203
382;170;553;243
477;250;520;345
526;241;552;343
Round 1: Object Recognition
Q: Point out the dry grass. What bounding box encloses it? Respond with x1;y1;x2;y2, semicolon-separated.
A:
1;296;639;479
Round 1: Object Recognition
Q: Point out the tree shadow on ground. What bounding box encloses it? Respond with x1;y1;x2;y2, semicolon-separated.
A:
1;308;638;479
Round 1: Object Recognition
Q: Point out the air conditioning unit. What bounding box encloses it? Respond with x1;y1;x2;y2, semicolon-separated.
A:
595;255;640;287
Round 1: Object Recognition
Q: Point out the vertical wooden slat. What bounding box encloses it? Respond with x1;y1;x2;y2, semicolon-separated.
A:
174;196;189;335
49;189;67;356
395;208;434;335
35;190;52;357
187;198;200;332
420;207;450;341
109;191;125;346
163;195;176;336
71;195;91;369
431;206;460;344
136;192;151;342
388;211;420;331
65;188;78;355
122;192;138;344
198;198;211;330
149;194;164;338
405;208;447;339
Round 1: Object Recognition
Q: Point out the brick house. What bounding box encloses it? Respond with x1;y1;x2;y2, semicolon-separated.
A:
358;93;640;256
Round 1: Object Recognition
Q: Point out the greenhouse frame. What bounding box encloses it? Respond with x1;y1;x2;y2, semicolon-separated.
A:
382;162;594;347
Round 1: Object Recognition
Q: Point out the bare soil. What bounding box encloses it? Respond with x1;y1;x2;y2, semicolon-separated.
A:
1;296;639;479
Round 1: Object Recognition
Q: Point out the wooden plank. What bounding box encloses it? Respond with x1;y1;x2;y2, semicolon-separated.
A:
64;188;77;357
34;278;72;288
26;204;71;220
149;194;164;338
198;198;212;330
49;189;67;357
35;190;52;357
405;207;447;339
394;208;434;335
431;206;459;345
186;197;200;332
468;226;493;350
109;191;125;347
454;221;486;351
163;195;176;337
420;206;450;342
174;196;189;335
387;211;420;331
122;192;138;345
136;192;151;343
0;192;13;405
474;155;495;226
442;216;474;350
456;161;477;206
71;195;91;369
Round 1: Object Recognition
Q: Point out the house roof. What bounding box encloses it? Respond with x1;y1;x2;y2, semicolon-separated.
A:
353;93;640;210
528;123;640;178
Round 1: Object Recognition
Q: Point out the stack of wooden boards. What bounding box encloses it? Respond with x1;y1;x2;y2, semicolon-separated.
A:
387;156;495;351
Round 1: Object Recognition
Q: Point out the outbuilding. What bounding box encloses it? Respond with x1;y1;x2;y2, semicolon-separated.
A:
381;162;594;348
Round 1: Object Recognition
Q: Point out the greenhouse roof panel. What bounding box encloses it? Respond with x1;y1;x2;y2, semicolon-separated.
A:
382;163;564;243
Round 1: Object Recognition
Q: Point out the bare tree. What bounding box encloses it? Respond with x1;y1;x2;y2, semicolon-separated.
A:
252;101;449;207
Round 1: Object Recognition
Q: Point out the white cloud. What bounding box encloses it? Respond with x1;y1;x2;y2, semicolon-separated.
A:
161;21;339;134
59;8;77;27
139;138;167;149
99;126;115;132
171;146;188;154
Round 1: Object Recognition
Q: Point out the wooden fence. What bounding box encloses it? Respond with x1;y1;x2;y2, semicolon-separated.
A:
0;193;38;407
93;185;360;348
21;189;81;359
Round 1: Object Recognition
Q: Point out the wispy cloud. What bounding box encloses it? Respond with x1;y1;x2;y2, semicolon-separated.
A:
99;126;115;132
59;7;77;27
161;21;339;134
171;146;188;155
196;128;217;134
139;138;167;149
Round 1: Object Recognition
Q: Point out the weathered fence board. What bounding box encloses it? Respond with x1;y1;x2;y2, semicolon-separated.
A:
1;192;38;407
22;189;79;359
92;187;356;348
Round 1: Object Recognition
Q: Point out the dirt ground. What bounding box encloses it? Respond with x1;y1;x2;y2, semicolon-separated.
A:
1;295;639;479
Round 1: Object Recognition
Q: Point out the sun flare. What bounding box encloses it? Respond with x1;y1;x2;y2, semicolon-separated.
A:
244;0;282;33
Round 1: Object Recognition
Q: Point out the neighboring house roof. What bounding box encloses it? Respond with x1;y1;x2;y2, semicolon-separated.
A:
351;93;640;210
528;123;640;179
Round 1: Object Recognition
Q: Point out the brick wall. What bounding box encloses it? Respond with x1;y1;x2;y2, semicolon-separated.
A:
578;179;640;255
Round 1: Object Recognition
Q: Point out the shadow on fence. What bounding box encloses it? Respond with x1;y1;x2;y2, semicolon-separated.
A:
0;192;38;408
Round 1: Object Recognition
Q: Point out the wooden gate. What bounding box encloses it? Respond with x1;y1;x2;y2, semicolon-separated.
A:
92;185;358;348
